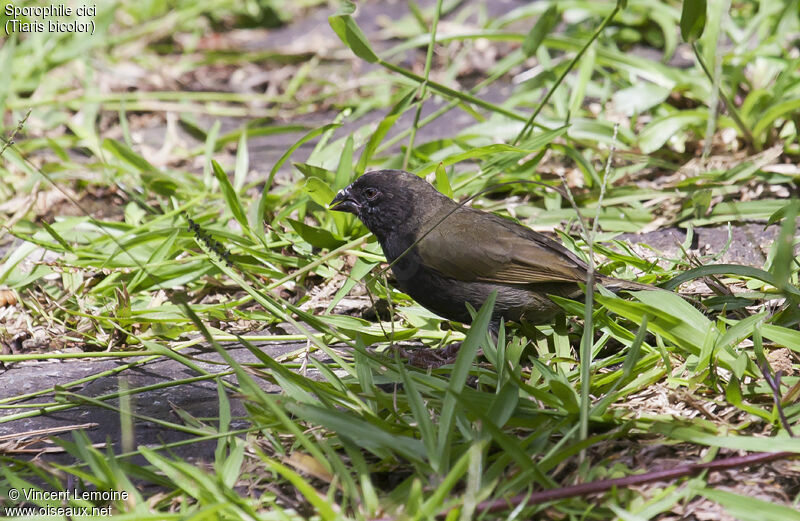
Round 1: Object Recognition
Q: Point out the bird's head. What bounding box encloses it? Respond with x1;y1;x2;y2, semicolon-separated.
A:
329;170;440;239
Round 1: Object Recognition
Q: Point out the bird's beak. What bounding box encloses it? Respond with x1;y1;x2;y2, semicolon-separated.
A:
329;188;359;215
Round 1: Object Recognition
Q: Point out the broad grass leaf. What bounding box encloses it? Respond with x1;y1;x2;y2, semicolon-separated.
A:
334;135;354;191
356;88;416;174
436;293;496;470
662;263;800;298
523;5;559;57
653;424;800;453
632;290;714;340
128;229;178;292
329;1;379;63
287;219;343;249
212;160;249;233
680;0;706;42
486;382;519;428
679;200;788;226
434;163;453;198
568;44;595;116
700;489;800;521
303;176;336;208
140;170;180;197
612;84;671;116
287;402;426;464
714;312;766;363
318;314;417;344
639;110;706;153
41;221;73;252
397;363;438;469
233;131;248;192
753;97;800;142
103;138;155;172
548;379;580;413
294;162;335;181
770;199;798;289
219;439;245;490
597;291;714;356
761;324;800;355
725;376;772;421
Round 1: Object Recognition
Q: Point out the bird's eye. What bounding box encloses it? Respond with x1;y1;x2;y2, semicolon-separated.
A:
363;187;379;200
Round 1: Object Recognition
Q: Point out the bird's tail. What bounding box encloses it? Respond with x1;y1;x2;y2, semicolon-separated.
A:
599;276;656;293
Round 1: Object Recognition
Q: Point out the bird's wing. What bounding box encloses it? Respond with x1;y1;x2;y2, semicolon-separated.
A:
415;207;589;285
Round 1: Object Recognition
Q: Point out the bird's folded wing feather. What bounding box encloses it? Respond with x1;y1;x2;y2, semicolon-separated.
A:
415;208;589;284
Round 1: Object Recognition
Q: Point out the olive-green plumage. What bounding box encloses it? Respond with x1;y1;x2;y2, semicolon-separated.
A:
330;169;650;326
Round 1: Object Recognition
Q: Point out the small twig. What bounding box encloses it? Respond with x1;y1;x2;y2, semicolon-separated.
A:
462;450;796;516
0;109;32;157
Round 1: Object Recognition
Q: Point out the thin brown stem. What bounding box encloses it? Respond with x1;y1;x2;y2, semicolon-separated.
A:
462;450;796;516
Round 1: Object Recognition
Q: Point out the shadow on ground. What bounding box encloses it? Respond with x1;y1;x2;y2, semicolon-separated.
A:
0;342;305;464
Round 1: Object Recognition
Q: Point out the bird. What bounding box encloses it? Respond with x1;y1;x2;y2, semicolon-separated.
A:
329;169;651;359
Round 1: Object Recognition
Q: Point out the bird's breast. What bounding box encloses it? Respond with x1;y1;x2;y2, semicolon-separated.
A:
380;234;423;283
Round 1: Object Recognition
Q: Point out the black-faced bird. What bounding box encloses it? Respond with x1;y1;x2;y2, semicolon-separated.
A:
330;170;650;360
